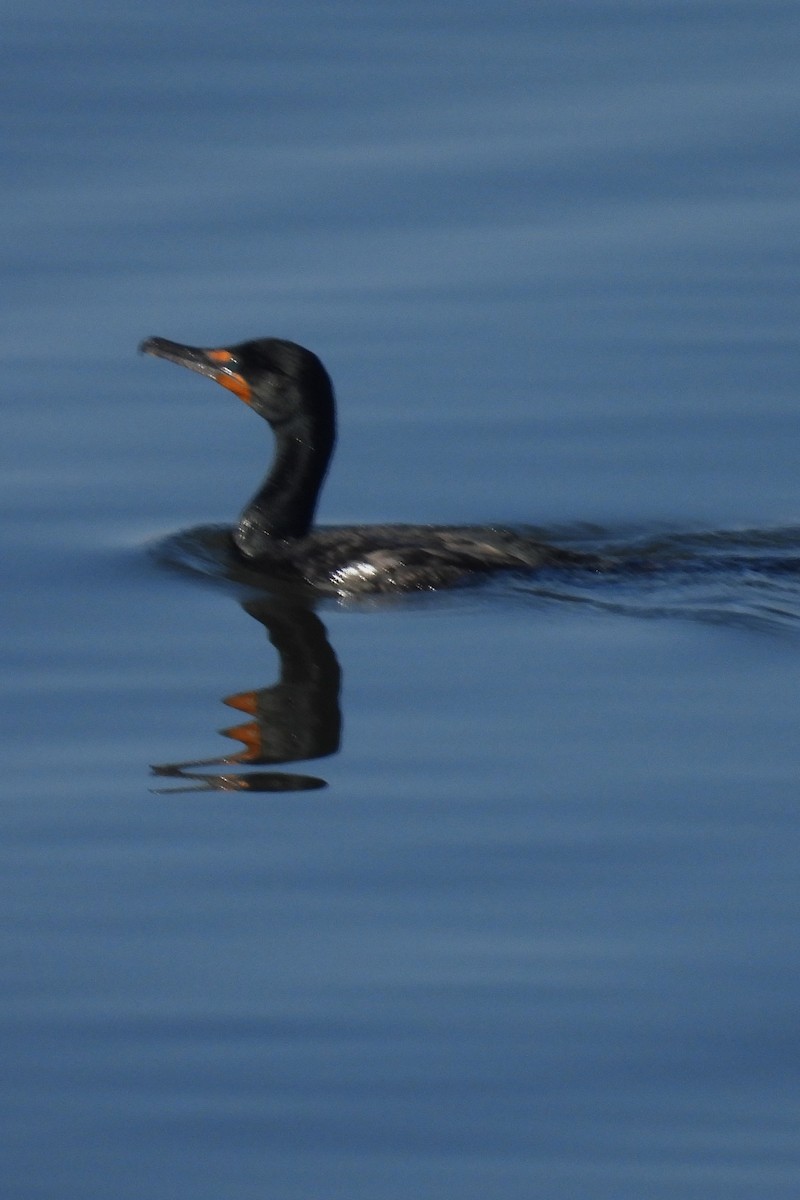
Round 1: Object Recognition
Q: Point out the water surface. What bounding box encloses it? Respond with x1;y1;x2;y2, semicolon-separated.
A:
3;2;800;1197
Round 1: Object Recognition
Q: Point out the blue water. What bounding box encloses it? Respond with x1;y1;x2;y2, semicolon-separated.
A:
4;2;800;1197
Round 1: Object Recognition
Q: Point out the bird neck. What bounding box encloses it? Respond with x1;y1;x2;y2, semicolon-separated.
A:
235;415;335;555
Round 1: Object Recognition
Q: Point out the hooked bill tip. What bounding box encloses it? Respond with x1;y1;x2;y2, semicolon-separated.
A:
139;336;171;357
138;336;211;373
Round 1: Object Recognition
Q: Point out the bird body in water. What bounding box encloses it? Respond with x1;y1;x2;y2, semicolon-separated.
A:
140;335;598;594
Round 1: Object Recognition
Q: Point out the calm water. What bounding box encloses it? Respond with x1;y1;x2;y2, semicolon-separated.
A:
4;2;800;1197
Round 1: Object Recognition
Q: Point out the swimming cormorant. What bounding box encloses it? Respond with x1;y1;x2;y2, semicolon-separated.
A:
140;335;596;593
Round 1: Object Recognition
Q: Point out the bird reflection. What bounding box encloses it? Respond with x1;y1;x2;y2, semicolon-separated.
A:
151;594;341;793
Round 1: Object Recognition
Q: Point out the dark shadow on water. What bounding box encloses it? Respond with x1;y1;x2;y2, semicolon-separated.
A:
151;594;341;795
